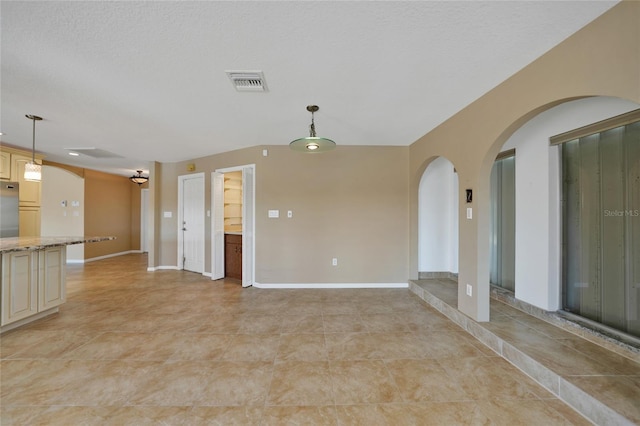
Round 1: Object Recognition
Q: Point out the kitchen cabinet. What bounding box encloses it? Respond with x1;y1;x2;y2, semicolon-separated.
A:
1;247;66;327
1;147;43;237
1;250;38;325
0;237;113;332
11;153;41;207
39;246;66;311
19;207;41;237
0;151;10;180
225;234;242;280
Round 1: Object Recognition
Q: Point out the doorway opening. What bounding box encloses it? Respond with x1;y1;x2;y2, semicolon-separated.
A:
211;164;255;287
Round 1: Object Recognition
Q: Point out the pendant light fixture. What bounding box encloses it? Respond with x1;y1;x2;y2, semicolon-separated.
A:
289;105;336;153
24;114;43;182
129;170;149;185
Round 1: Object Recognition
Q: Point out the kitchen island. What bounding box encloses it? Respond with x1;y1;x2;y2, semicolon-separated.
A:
0;236;114;332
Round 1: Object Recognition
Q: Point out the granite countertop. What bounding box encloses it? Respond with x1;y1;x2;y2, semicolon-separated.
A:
0;236;116;254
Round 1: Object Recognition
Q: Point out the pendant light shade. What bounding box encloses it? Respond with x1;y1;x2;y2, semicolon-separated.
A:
129;170;149;185
24;115;43;182
290;105;335;153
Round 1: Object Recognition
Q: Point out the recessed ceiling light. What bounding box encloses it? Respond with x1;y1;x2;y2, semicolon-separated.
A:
68;152;80;156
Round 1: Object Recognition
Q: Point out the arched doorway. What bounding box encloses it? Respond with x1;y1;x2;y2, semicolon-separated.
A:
418;156;458;278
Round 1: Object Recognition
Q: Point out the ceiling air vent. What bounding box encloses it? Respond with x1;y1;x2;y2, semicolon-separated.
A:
226;71;268;92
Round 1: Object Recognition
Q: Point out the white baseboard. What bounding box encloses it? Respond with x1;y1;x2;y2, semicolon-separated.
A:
203;271;212;277
253;282;408;289
147;265;180;272
73;250;140;264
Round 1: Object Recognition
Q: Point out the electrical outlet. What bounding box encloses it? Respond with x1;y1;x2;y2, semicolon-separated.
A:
466;284;472;297
332;258;338;266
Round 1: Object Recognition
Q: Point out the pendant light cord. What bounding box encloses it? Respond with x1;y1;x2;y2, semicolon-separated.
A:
31;117;36;162
309;111;316;137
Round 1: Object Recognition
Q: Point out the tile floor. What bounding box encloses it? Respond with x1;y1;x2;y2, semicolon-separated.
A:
411;279;640;426
1;254;593;425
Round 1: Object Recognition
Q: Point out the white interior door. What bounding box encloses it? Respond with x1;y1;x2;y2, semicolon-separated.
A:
242;166;255;287
179;174;204;273
211;172;225;280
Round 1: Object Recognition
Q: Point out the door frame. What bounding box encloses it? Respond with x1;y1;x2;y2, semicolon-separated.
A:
177;173;205;273
140;188;149;253
211;164;256;287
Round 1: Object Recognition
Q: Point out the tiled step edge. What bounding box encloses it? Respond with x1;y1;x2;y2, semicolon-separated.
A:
408;280;635;426
490;285;640;363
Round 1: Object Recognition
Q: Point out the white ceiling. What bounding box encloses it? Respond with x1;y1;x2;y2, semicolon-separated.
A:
1;1;617;176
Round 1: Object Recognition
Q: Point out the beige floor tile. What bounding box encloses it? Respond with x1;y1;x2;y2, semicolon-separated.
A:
280;314;324;333
517;340;624;376
361;313;411;333
277;333;328;361
385;358;470;402
414;329;489;359
567;375;640;424
237;314;283;334
325;332;381;360
1;406;121;426
437;356;551;401
220;334;280;361
330;360;403;404
167;334;234;361
261;405;337;425
557;338;640;375
61;332;179;360
267;361;334;406
544;399;594;426
335;402;490;426
189;406;263;425
52;360;162;406
2;330;94;359
323;314;367;333
477;399;576;425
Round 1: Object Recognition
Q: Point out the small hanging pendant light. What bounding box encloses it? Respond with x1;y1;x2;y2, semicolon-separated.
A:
129;170;149;185
24;115;43;182
289;105;336;153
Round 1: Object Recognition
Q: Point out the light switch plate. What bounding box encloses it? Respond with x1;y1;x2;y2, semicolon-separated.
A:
268;210;279;218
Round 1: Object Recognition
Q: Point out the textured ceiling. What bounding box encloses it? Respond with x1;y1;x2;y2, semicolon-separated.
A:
0;1;617;176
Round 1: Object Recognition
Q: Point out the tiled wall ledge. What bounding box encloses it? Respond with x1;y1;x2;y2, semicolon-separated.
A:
409;280;638;426
418;271;458;280
414;274;639;363
490;285;640;364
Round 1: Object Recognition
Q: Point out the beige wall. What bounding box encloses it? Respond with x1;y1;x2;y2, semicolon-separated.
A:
408;1;640;320
42;161;145;261
153;145;410;284
41;165;85;261
84;169;137;259
257;146;409;284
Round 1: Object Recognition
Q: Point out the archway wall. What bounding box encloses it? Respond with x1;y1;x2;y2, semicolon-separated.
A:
418;156;458;274
502;97;639;312
409;2;640;321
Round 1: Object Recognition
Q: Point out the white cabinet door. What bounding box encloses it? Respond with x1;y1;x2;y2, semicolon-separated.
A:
39;247;66;311
1;251;38;325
